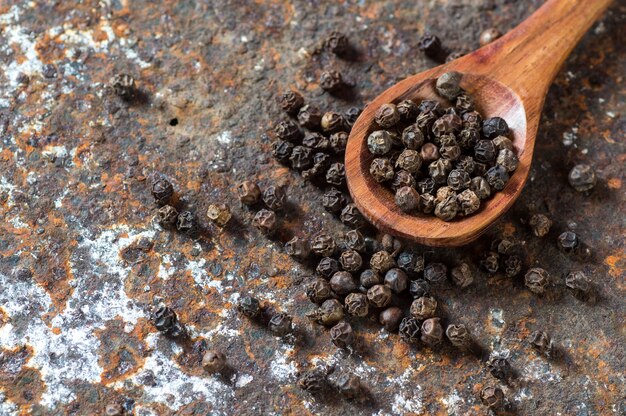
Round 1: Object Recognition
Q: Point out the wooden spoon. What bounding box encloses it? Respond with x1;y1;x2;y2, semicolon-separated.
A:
345;0;613;247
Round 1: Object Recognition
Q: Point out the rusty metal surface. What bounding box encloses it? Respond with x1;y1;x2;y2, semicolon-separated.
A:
0;0;624;415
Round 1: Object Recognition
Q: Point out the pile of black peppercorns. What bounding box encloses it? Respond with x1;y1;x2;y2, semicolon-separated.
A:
366;71;519;221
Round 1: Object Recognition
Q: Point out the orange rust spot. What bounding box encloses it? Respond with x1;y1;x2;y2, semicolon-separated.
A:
51;327;61;335
502;222;517;237
604;252;626;280
607;178;621;189
92;28;109;43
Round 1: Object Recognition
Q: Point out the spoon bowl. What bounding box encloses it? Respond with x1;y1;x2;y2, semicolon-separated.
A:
345;0;613;247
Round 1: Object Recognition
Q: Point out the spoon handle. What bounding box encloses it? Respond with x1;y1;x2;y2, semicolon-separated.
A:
469;0;613;112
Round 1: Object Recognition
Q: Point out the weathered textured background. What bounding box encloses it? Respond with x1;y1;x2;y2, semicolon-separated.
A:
0;0;624;415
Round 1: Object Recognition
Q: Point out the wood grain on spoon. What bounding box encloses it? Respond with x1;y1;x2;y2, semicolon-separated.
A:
345;0;613;247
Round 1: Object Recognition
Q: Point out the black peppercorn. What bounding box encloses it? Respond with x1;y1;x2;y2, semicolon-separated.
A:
434;195;458;221
252;209;277;235
262;186;286;211
330;321;354;349
335;373;364;401
440;144;461;161
436;71;463;100
367;284;392;308
418;32;442;58
458;128;480;149
470;176;491;200
557;231;579;253
432;114;462;137
317;257;340;279
525;267;550;294
289;145;314;171
480;385;504;410
308;298;345;326
397;251;425;276
487;356;511;380
394;185;420;213
421;317;443;347
367;130;394;155
418;100;442;115
321;112;347;133
565;270;590;295
409;279;431;299
529;330;553;356
279;90;304;115
206;204;231;227
340;249;363;272
529;213;552;237
424;263;447;283
474;139;496;163
375;103;400;128
504;255;522;278
447;169;471;191
302;132;329;150
370;251;396;274
379;307;404;332
410;296;437;320
483;117;509;139
345;229;366;252
497;149;519;172
455;155;476;174
326;162;346;186
384;268;408;294
402;124;425;150
397;99;419;123
360;269;381;288
329;131;349;153
111;73;135;99
568;164;596;192
370;157;394;183
419;193;435;213
480;251;499;274
285;236;310;259
202;350;227;373
446;324;473;350
330;271;357;295
345;292;369;317
152;176;174;205
274;119;303;142
176;211;195;233
151;303;186;338
455;189;480;216
307;278;333;304
416;178;436;195
237;296;261;319
455;93;474;113
395;149;423;174
272;140;295;163
320;69;345;93
462;111;482;130
298;369;327;392
450;263;473;287
399;317;421;342
311;232;336;257
416;111;438;132
156;205;178;228
268;312;293;336
485;165;509;191
344;107;362;125
429;158;453;185
493;135;513;151
297;105;323;129
322;188;346;213
391;170;416;192
340;203;364;228
325;31;350;55
237;180;261;205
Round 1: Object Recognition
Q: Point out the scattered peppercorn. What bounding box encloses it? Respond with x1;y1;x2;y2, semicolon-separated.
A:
568;164;596;192
237;180;261;205
420;317;443;347
529;213;552;237
311;232;336;257
503;255;522;278
297;105;323;129
152;176;174;205
321;112;347;133
330;271;357;295
367;284;392;308
557;231;579;253
274;119;302;142
285;236;310;259
487;355;511;380
379;307;404;332
340;203;365;228
370;250;396;274
279;90;304;115
320;70;345;92
344;107;362;125
565;270;592;300
330;321;354;348
316;257;340;279
424;262;447;283
418;32;442;58
384;268;409;294
322;188;346;213
289;145;314;171
268;312;293;336
480;385;504;410
325;31;350;55
252;209;277;235
308;299;345;326
206;203;231;227
480;251;500;274
335;373;364;401
151;303;186;338
326;162;346;186
156;205;178;228
528;330;553;356
525;267;550;294
202;350;227;373
409;279;431;299
436;71;463;100
446;324;473;351
237;296;261;319
340;249;363;272
111;73;136;99
272;140;295;163
410;296;437;320
307;278;333;304
176;211;195;233
303;132;330;150
345;292;369;317
344;229;365;252
399;317;421;342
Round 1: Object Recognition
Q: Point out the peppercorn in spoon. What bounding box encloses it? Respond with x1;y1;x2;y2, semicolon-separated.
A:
345;0;613;247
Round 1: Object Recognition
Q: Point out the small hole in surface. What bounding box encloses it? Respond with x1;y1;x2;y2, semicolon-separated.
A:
169;118;179;126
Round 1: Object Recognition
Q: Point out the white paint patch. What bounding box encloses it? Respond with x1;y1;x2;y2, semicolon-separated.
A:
269;345;297;382
387;367;423;415
522;358;562;383
0;392;18;416
562;127;578;146
235;373;253;388
490;308;505;326
215;130;232;145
